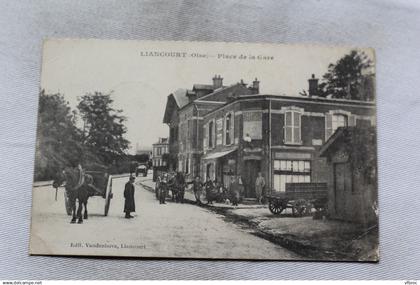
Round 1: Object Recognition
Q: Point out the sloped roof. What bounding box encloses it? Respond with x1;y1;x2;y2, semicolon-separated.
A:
171;88;189;108
163;89;187;124
193;84;214;90
319;126;376;157
197;83;251;102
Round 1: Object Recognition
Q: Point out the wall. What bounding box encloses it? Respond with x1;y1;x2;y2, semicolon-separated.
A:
326;143;377;224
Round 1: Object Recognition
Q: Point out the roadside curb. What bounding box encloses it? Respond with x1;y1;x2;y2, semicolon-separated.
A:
138;181;321;257
138;180;363;260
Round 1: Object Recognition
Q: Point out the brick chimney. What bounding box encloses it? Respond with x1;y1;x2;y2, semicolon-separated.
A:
248;78;260;94
308;74;319;97
186;90;197;103
252;78;260;93
212;75;223;89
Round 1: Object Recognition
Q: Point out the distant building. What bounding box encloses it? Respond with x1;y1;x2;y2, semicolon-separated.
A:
152;138;169;167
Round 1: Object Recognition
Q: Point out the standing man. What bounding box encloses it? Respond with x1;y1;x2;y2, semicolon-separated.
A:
159;173;168;204
188;176;203;205
255;172;266;204
228;175;240;206
124;176;136;218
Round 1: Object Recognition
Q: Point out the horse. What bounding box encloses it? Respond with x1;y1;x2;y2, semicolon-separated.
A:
53;167;93;224
157;172;170;204
167;172;186;203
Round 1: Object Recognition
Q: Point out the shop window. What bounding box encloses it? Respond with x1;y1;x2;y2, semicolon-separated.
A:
273;159;311;192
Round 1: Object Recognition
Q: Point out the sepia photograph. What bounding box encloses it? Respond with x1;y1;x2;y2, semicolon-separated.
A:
29;39;378;261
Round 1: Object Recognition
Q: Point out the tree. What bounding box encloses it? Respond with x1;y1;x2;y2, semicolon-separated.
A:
34;90;84;180
134;154;150;163
318;50;374;101
77;92;130;165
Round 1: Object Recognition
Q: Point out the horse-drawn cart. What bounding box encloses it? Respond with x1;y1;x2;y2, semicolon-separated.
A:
266;182;328;217
154;171;186;203
58;170;114;217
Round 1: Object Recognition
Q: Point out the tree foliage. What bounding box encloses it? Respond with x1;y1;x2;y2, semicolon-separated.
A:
34;90;83;180
318;50;375;101
34;90;131;180
78;92;130;165
133;154;150;163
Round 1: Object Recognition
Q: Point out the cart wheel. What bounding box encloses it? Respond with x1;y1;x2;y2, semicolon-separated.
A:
64;191;72;216
293;199;307;217
104;178;113;216
269;200;285;215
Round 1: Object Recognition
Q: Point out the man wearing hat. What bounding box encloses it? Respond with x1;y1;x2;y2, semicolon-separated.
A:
124;176;136;218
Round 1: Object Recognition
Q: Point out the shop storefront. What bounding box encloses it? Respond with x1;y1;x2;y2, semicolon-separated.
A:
202;148;237;187
271;151;313;192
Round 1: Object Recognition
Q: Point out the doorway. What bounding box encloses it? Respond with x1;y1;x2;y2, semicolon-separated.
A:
333;162;352;219
243;160;261;198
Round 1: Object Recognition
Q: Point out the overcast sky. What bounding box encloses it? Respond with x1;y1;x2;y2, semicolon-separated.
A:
40;39;374;154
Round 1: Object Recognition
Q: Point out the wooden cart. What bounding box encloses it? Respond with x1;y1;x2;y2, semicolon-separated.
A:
266;182;328;217
62;171;114;216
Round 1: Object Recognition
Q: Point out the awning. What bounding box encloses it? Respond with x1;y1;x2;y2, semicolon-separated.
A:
202;147;237;160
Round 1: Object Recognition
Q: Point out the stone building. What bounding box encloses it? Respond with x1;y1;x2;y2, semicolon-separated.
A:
152;137;169;167
163;75;259;179
201;78;376;198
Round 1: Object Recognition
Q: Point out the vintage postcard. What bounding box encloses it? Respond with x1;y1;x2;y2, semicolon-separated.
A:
30;39;378;261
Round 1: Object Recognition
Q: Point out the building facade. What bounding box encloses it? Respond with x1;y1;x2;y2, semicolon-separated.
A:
163;74;376;199
201;94;376;198
152;137;169;167
163;75;259;180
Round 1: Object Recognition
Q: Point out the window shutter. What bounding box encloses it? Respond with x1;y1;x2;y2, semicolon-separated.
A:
230;113;235;144
223;116;226;145
233;113;238;143
348;114;356;126
284;111;293;143
203;123;208;150
293;112;301;143
212;119;216;148
325;113;333;140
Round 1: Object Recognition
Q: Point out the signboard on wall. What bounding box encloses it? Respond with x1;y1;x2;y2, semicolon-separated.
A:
274;152;312;160
243;112;262;139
